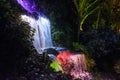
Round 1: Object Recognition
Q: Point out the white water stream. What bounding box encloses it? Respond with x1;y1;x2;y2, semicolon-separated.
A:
21;15;53;53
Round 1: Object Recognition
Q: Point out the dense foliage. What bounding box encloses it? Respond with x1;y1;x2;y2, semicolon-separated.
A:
79;28;120;71
72;0;120;73
0;0;34;74
0;0;120;79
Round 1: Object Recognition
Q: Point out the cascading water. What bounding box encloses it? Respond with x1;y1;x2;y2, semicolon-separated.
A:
21;15;53;53
17;0;53;53
56;51;93;80
17;0;93;79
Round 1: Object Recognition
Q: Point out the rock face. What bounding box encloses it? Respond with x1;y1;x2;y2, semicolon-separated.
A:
42;47;69;61
54;47;68;52
43;48;58;56
43;48;58;61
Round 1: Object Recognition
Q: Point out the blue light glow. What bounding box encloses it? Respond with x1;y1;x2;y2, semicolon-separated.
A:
17;0;39;14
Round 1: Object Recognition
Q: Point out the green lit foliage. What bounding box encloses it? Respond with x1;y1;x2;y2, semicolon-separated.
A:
52;28;72;47
112;0;120;32
72;0;120;72
50;60;62;72
73;0;120;44
72;42;88;53
73;0;99;31
73;0;117;30
52;29;64;46
84;0;120;31
93;0;114;29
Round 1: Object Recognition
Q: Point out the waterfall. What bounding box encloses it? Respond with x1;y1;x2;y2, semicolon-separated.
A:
17;1;93;79
17;0;53;53
21;15;53;53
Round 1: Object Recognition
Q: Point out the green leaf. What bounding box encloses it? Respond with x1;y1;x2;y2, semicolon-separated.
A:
50;60;62;72
80;6;99;30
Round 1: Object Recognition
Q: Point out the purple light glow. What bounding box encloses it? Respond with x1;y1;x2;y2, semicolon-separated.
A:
17;0;39;14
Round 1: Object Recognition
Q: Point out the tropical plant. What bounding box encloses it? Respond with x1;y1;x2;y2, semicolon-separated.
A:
73;0;100;30
52;28;72;47
73;0;99;42
89;0;120;32
50;60;62;72
95;0;114;29
112;0;120;32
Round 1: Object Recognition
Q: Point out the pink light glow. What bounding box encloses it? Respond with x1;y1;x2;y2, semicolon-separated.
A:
57;51;93;80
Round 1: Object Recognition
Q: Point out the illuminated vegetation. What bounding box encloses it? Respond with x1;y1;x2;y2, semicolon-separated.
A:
0;0;120;80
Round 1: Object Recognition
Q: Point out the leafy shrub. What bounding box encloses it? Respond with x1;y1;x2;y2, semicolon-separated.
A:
79;28;120;71
79;28;119;58
0;0;34;74
52;28;71;47
50;60;62;72
52;30;65;46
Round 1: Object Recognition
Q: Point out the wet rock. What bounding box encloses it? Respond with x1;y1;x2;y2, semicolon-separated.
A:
43;48;58;56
